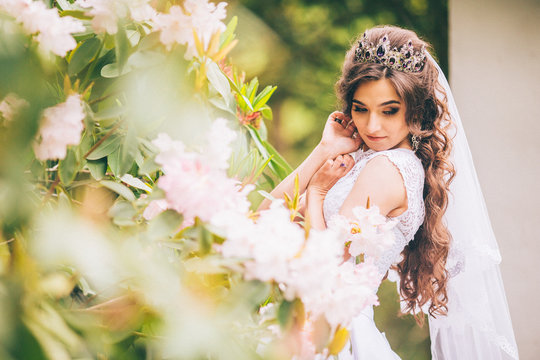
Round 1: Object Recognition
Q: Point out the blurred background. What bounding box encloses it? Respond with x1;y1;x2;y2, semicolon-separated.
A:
227;0;540;358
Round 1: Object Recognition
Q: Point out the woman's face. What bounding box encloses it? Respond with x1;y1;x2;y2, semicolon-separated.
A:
350;79;411;152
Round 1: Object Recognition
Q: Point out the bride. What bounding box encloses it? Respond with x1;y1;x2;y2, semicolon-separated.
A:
261;26;519;359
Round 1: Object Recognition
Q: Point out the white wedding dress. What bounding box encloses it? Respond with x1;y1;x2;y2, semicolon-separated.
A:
323;146;426;359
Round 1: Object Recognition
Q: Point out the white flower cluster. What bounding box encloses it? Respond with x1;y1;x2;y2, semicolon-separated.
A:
33;94;85;161
155;0;227;58
76;0;156;35
215;201;383;329
330;206;398;259
0;0;84;56
146;118;252;225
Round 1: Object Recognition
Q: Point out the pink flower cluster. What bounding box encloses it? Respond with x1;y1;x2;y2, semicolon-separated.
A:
0;0;84;56
33;94;85;161
330;206;397;259
155;0;227;58
0;93;28;122
76;0;156;35
215;201;382;329
145;118;252;225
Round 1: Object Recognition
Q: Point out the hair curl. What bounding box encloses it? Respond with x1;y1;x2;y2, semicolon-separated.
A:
335;26;455;323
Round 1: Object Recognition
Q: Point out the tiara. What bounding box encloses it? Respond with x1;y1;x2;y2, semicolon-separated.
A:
354;32;427;73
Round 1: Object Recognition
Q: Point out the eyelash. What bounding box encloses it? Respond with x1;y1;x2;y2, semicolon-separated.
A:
353;106;399;115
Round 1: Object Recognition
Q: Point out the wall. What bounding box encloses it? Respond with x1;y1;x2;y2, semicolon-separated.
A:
449;0;540;358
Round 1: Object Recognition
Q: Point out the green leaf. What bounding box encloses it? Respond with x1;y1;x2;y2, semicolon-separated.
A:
59;148;78;185
138;157;160;175
148;210;183;241
93;106;125;122
246;77;259;105
115;23;130;73
253;86;277;111
199;224;213;255
86;135;122;160
120;174;151;192
100;180;135;201
108;128;138;177
59;10;92;20
100;62;132;78
260;106;273;121
206;61;235;109
86;158;107;180
263;140;293;174
220;16;237;47
126;29;141;47
278;300;294;328
247;125;290;180
108;200;137;226
55;0;75;10
68;37;101;76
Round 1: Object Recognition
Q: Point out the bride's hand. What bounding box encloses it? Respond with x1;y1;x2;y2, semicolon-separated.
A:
318;111;364;158
307;154;355;198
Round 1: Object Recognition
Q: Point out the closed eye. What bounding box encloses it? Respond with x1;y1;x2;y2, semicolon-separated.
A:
353;106;367;113
383;107;400;115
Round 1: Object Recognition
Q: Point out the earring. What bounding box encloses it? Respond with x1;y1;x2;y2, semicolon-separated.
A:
411;134;421;152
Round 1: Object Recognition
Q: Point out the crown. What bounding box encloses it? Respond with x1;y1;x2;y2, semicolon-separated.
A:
354;32;427;73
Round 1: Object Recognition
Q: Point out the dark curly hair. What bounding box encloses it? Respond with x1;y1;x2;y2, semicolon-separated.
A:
335;25;456;323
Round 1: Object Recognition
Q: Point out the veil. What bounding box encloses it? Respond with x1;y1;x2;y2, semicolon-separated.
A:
426;54;519;359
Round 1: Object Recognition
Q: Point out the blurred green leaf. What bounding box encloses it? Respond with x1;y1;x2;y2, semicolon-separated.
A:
148;209;183;241
220;16;237;47
115;24;130;73
58;148;78;185
86;135;122;160
86;158;107;180
68;37;101;76
207;61;235;109
100;180;135;201
108;200;137;226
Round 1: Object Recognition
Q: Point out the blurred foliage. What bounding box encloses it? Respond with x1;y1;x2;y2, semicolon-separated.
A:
230;0;448;169
229;1;448;358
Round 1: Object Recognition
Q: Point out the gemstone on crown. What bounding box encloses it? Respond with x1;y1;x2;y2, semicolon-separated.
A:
354;31;427;73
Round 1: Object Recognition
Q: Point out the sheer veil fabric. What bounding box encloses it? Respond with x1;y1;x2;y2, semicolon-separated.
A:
427;54;519;359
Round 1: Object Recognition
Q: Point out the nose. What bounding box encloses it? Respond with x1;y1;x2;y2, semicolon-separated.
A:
365;113;382;134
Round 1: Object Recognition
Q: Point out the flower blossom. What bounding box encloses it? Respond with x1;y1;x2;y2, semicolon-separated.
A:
216;201;382;330
76;0;156;34
0;0;84;56
34;94;85;161
155;0;227;58
148;118;251;224
330;205;397;259
0;93;28;122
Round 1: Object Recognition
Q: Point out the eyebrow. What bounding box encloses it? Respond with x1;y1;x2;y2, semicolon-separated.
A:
352;99;401;107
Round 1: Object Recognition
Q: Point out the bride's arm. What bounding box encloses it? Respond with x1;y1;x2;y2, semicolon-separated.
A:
258;111;361;211
305;154;355;230
339;156;407;218
305;155;407;230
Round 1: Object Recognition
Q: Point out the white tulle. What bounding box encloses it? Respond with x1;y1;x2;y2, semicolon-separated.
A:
427;54;519;359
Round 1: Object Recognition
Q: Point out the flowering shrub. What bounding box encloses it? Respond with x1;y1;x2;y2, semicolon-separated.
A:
0;1;398;359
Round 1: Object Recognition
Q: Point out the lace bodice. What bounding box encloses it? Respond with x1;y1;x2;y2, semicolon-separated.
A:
323;147;425;275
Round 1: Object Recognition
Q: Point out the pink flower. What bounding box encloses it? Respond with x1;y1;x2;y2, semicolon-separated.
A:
330;206;397;259
0;93;28;122
0;0;84;56
149;118;250;224
143;199;169;220
154;0;227;58
34;94;85;160
76;0;156;35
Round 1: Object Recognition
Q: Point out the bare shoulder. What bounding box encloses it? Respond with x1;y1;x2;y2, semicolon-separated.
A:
340;153;407;217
